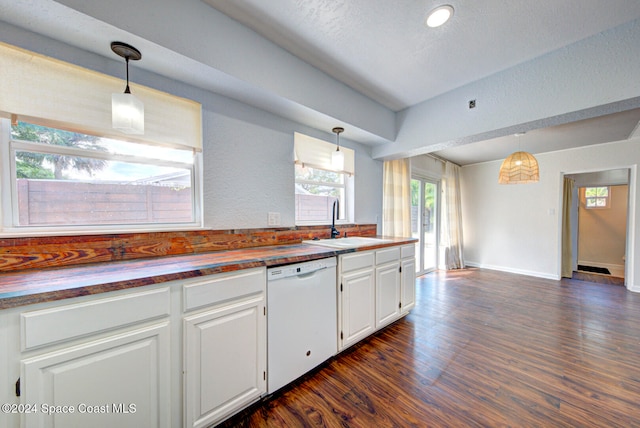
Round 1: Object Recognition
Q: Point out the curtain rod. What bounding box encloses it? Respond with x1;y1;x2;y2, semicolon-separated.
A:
424;152;461;167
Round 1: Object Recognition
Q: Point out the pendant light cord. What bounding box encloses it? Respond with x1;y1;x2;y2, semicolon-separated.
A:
332;126;344;151
124;57;131;94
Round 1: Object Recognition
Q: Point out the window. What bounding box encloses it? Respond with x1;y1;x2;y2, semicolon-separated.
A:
293;132;355;225
1;120;200;230
295;164;347;223
0;42;202;234
584;186;609;208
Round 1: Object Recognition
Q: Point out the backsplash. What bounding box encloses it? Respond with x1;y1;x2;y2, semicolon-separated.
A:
0;224;377;272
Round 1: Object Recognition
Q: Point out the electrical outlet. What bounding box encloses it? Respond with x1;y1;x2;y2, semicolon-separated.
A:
268;212;281;226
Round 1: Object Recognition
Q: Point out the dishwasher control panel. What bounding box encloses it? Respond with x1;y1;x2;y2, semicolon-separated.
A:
267;257;337;281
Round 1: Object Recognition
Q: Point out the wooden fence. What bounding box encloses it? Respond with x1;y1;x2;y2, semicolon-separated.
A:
17;179;192;225
295;194;337;222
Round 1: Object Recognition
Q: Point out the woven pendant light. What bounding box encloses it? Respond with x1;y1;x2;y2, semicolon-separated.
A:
498;151;539;184
498;132;539;184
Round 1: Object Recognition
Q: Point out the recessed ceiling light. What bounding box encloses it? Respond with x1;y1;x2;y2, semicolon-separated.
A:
426;5;454;28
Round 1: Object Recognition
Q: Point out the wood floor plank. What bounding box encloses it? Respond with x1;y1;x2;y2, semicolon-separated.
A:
220;268;640;427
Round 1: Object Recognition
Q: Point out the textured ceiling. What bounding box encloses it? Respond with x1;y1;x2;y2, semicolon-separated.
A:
204;0;640;111
433;108;640;165
203;0;640;163
1;0;639;164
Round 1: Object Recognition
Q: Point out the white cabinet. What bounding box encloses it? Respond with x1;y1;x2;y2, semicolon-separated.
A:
400;244;416;314
375;245;419;329
338;252;376;350
375;263;401;328
182;268;266;428
338;244;416;351
2;244;411;428
18;287;172;428
3;268;267;428
22;323;170;428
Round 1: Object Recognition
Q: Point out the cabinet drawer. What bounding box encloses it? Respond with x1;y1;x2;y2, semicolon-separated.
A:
376;247;400;265
183;267;265;312
340;251;375;273
21;287;170;351
401;244;415;259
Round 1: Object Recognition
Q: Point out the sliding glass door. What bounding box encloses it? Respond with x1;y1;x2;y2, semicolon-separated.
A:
411;178;439;275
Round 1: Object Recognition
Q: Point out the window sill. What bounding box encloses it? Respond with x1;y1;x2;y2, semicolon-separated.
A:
295;220;351;227
0;223;204;239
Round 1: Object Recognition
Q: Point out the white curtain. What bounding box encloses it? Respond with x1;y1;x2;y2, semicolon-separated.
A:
441;161;465;269
382;159;411;237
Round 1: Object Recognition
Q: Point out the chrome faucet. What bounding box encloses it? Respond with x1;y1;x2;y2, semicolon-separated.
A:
331;199;340;239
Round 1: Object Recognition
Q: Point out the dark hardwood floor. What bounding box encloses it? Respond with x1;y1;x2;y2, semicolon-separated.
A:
221;268;640;427
572;270;625;286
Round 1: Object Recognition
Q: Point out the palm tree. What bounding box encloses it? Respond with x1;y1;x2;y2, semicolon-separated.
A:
12;122;107;179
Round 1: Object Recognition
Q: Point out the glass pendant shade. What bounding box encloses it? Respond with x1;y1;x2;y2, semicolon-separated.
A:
498;151;539;184
331;126;345;170
331;149;345;170
112;92;144;134
111;42;144;135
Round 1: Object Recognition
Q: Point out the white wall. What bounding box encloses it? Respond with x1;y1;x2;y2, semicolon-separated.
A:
577;185;628;273
201;96;382;229
0;22;384;231
461;138;638;291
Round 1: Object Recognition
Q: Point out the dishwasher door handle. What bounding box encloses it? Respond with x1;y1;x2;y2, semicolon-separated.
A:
295;269;324;280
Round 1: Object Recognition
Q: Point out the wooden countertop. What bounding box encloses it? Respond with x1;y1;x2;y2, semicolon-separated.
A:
0;237;416;310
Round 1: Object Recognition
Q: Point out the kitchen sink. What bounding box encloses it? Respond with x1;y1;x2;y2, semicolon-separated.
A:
303;236;392;249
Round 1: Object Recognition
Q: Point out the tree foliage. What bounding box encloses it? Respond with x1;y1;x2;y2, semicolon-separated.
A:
12;122;108;179
411;179;436;210
295;165;342;197
411;179;436;232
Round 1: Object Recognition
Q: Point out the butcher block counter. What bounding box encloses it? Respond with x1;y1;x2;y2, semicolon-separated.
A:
0;227;417;428
0;236;415;310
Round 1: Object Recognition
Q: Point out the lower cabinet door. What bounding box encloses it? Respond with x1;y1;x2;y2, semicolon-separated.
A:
375;262;401;328
183;295;266;428
21;322;171;428
401;257;416;314
340;268;375;350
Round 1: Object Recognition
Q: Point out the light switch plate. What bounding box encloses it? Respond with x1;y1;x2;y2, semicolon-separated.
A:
268;212;281;226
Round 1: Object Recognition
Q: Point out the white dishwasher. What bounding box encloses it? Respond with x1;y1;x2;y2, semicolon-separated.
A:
267;256;337;394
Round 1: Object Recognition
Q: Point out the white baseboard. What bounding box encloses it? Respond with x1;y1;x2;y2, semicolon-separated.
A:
628;284;640;293
464;261;640;293
464;261;560;280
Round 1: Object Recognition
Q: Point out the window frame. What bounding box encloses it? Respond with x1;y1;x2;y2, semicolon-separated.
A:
0;119;203;236
294;164;354;226
293;132;355;226
583;186;610;209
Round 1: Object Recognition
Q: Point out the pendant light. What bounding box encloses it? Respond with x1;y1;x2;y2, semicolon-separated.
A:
332;127;345;170
498;132;539;184
111;41;144;135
